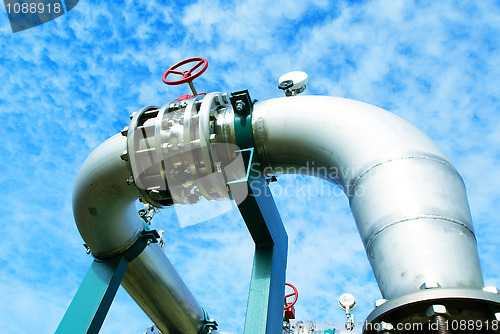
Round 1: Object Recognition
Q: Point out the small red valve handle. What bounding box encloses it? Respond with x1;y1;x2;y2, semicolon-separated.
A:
162;57;208;85
284;283;298;310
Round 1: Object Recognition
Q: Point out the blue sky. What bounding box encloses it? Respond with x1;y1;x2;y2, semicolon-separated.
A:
1;0;500;333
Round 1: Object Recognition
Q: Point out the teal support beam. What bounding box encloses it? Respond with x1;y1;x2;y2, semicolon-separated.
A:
230;148;288;334
55;256;128;334
244;244;286;334
56;230;159;334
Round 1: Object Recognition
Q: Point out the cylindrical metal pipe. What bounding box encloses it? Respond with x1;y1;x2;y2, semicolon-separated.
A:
251;95;484;299
121;244;205;334
73;134;206;334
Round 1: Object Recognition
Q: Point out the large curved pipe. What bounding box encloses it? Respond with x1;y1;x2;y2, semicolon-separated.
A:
73;134;143;258
252;95;484;299
73;134;205;334
73;93;486;332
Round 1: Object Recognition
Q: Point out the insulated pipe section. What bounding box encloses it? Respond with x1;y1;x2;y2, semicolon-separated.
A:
252;96;484;299
73;134;205;334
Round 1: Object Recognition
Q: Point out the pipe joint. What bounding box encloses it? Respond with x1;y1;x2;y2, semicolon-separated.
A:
125;93;244;209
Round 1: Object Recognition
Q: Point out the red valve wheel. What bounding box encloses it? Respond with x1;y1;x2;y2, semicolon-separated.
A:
162;57;208;85
284;283;298;310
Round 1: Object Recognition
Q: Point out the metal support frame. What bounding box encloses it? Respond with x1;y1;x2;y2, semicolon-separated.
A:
230;148;288;334
56;230;160;334
55;257;128;334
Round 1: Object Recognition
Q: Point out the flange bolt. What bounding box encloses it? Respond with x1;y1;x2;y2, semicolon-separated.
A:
235;100;245;112
426;304;450;334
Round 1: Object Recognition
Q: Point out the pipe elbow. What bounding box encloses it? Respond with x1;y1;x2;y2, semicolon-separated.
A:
72;132;206;334
252;95;483;298
73;133;143;258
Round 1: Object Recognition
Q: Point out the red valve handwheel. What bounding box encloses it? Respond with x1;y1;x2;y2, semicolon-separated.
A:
284;283;298;310
162;57;208;85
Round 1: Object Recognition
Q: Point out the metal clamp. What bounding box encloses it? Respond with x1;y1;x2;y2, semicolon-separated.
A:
199;309;218;334
118;229;161;263
230;89;255;149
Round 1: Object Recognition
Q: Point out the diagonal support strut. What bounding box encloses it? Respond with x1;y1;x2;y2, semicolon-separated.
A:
229;148;288;334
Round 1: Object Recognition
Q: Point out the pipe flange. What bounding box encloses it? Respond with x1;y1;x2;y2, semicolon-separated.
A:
363;288;500;333
127;105;165;207
126;93;242;208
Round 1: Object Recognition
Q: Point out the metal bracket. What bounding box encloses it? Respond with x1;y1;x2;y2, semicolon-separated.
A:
199;308;218;334
230;90;255;149
55;256;128;334
56;229;161;334
229;147;288;334
122;229;160;262
230;89;253;115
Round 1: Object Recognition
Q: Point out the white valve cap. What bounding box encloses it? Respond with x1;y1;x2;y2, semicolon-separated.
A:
338;293;356;311
278;71;308;93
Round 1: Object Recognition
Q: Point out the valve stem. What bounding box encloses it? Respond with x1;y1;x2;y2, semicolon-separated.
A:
188;81;197;95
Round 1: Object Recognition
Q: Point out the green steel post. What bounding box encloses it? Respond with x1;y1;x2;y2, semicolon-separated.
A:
230;148;288;334
55;256;128;334
243;244;286;334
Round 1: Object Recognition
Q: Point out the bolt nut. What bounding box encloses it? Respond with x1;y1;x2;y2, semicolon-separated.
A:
130;112;136;120
235;100;245;111
83;243;91;255
126;176;134;185
377;321;394;332
120;150;129;161
420;281;442;290
222;93;229;104
426;304;449;318
483;286;499;294
214;95;221;106
495;312;500;321
120;126;129;136
375;299;388;308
